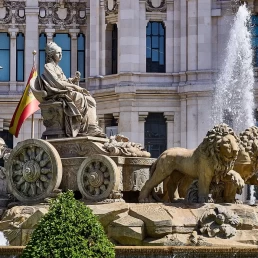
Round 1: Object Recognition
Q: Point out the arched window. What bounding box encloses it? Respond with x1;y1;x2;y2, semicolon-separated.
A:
39;33;47;75
146;21;165;73
112;24;118;74
251;15;258;67
16;33;24;81
144;113;167;158
0;33;10;81
77;33;85;81
53;33;71;78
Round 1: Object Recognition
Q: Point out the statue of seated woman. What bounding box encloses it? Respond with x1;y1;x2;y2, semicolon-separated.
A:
31;42;106;138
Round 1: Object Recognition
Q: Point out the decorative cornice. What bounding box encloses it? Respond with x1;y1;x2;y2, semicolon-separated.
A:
0;1;26;24
38;2;86;28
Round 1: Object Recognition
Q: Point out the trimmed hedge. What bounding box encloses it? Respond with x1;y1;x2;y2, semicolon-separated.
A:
21;191;115;258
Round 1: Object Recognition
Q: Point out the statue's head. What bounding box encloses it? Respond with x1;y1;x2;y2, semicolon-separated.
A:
45;42;62;63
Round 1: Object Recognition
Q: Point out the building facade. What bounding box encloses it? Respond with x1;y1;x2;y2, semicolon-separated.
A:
0;0;257;161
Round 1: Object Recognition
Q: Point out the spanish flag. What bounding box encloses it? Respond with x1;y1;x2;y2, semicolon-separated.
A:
9;66;40;137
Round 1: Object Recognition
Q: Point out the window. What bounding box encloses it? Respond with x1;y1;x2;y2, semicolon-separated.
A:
251;15;258;66
53;33;71;78
77;33;85;81
0;33;10;81
39;33;47;76
146;22;165;73
16;33;24;81
112;24;118;74
144;113;167;158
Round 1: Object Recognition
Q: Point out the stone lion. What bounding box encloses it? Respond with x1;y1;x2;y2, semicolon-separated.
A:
139;123;244;203
220;126;258;202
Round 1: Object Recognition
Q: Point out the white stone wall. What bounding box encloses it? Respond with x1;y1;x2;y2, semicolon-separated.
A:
0;0;254;155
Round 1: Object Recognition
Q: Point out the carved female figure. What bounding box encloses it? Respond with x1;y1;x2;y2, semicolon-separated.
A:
40;42;105;138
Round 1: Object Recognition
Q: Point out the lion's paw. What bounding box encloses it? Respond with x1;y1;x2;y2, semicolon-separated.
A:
138;196;156;203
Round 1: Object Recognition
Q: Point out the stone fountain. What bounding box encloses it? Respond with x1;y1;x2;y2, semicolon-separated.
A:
1;4;258;258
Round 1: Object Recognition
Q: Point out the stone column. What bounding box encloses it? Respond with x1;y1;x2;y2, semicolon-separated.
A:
138;112;148;146
118;0;140;72
174;110;181;147
180;95;187;148
173;0;180;73
8;28;18;92
25;0;39;81
186;95;198;149
139;0;147;73
197;0;212;70
180;0;187;73
45;29;55;43
100;0;106;76
188;0;197;73
89;0;100;76
85;4;90;87
69;29;80;77
164;112;174;148
165;0;174;73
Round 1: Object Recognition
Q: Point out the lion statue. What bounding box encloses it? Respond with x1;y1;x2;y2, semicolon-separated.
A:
172;126;258;203
139;123;244;203
217;126;258;203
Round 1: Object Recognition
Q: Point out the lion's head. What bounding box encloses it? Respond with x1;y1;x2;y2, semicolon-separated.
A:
199;123;240;181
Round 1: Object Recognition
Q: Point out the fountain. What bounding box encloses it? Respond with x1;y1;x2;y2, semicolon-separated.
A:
212;4;255;133
2;3;258;258
212;3;256;204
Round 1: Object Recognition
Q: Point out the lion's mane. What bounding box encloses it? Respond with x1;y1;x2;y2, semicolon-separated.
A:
238;126;258;175
197;123;239;182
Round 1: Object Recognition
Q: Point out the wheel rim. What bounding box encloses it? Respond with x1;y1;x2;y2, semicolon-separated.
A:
77;155;119;201
6;139;62;202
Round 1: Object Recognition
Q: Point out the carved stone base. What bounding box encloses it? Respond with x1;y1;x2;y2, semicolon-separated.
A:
39;102;66;139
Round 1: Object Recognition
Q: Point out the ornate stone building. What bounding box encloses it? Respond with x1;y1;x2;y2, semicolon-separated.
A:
0;0;257;162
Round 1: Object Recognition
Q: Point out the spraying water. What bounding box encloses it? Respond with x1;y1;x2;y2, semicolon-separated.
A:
212;4;255;133
212;4;256;204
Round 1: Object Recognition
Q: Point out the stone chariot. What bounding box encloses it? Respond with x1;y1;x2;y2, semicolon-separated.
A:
4;75;154;204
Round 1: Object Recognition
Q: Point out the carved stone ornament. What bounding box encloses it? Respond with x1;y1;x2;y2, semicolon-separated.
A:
38;2;86;27
0;1;26;24
103;134;151;158
105;0;118;16
199;205;241;239
5;139;62;203
146;0;167;13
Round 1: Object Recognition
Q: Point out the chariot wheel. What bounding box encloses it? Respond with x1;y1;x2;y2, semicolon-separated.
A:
6;139;62;203
77;154;119;201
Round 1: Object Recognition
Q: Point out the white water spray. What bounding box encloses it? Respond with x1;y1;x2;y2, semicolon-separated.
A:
212;4;256;204
212;4;255;132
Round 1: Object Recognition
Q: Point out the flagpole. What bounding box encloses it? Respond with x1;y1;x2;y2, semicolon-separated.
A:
31;50;37;139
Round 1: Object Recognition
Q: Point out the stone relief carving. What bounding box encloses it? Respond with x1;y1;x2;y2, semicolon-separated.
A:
146;0;167;13
105;0;118;16
199;205;241;239
0;1;26;24
103;134;151;157
38;2;86;27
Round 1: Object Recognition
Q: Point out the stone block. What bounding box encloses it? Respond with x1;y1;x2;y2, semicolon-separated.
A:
108;215;145;246
21;208;48;229
232;208;258;230
129;204;172;238
143;234;188;246
88;203;129;230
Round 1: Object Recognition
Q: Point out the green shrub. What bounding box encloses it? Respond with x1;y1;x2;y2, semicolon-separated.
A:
21;191;115;258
